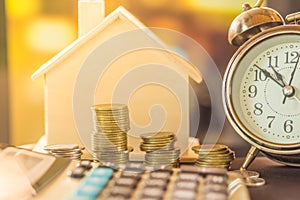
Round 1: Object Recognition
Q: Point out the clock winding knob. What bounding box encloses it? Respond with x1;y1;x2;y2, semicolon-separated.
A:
228;3;284;46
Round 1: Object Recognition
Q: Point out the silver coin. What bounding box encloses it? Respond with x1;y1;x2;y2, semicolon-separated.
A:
49;148;84;154
44;144;79;151
244;177;266;187
232;170;260;178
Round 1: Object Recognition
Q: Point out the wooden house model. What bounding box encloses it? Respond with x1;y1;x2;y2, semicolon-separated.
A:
31;0;202;160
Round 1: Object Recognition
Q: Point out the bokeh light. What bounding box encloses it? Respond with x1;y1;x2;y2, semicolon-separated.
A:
25;17;76;52
6;0;40;18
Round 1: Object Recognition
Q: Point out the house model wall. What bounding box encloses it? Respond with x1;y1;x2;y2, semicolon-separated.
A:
31;0;202;159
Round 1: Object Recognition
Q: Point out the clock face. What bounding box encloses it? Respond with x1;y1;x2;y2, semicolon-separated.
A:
227;31;300;147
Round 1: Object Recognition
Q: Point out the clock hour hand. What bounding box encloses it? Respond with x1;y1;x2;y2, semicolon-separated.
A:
269;65;286;86
254;65;285;87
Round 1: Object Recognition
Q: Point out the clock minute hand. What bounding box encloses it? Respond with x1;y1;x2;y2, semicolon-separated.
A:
254;65;285;87
282;55;300;104
287;55;300;86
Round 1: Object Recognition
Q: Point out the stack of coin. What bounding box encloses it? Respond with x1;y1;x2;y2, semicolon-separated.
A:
44;144;84;160
91;104;130;134
140;132;180;168
192;144;235;169
91;104;132;165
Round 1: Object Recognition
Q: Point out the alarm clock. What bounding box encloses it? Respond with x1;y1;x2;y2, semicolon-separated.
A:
223;0;300;170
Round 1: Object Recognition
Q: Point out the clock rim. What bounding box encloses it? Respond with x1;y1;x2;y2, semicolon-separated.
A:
223;25;300;155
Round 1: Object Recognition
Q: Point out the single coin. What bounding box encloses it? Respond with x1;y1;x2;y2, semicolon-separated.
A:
92;103;127;111
232;170;260;178
44;144;79;151
49;148;84;154
192;144;228;153
51;152;83;157
195;163;229;169
244;177;266;187
140;132;175;140
198;153;234;160
140;142;174;148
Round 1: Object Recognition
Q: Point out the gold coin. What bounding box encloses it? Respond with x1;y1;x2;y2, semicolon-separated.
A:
92;103;128;111
192;144;228;153
148;154;180;159
92;131;127;136
140;146;174;152
142;138;176;143
97;128;130;133
96;119;129;124
147;147;180;153
196;159;232;165
92;146;128;151
146;153;180;159
140;142;174;147
195;149;231;156
92;133;127;138
198;153;235;160
140;132;175;140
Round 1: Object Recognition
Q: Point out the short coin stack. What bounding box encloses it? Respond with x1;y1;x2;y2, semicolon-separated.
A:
91;104;132;165
192;144;235;169
140;132;180;168
44;144;84;160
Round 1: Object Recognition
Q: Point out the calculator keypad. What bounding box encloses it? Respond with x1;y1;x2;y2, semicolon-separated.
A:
68;163;229;200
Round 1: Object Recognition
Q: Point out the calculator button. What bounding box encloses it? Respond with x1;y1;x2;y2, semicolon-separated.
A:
175;181;198;190
178;172;199;182
150;171;171;180
89;167;114;178
69;167;113;200
68;167;85;179
115;177;138;187
121;170;143;178
172;189;197;199
75;184;103;199
145;178;168;188
77;160;92;170
109;186;133;198
142;187;165;198
125;162;145;171
205;175;227;185
82;176;108;188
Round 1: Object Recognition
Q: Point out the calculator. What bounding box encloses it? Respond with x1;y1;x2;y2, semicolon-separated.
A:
34;160;250;200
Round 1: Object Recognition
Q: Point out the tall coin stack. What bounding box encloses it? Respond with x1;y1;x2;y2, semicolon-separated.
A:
91;104;132;166
140;132;180;168
192;144;235;169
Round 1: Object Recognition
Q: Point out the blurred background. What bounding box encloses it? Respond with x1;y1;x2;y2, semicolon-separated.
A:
1;0;300;156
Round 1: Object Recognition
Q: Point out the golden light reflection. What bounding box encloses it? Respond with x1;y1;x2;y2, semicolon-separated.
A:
138;0;169;8
185;0;265;12
25;17;76;52
6;0;40;18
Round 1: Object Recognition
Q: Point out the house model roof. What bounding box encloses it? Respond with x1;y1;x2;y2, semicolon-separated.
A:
31;6;202;83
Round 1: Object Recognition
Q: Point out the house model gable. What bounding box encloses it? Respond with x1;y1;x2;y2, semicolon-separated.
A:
31;1;202;160
31;6;202;82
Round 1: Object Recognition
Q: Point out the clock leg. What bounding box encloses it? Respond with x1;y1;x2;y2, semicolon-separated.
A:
232;146;265;186
241;146;260;170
